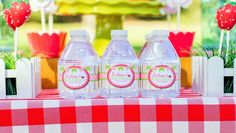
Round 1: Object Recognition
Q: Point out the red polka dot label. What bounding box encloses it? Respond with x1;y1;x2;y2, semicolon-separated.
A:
62;66;90;90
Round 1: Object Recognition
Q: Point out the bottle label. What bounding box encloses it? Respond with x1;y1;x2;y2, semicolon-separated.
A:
59;64;98;91
141;64;180;90
107;64;135;88
100;64;139;89
62;66;90;90
148;65;176;89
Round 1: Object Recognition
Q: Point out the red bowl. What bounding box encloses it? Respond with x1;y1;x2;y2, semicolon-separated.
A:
169;32;195;57
27;32;67;58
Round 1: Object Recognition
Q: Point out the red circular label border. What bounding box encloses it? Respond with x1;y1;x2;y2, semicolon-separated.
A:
107;64;135;88
148;65;176;89
62;66;90;90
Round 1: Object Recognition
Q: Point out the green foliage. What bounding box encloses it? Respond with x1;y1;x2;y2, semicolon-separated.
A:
0;52;15;69
0;52;28;95
0;52;16;95
0;0;14;50
225;1;236;6
1;0;29;9
192;42;236;68
0;52;29;69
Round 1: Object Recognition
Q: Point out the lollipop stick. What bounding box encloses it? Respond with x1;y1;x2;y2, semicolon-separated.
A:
14;28;19;61
41;7;46;33
218;30;224;55
225;31;230;63
167;14;171;30
177;0;181;31
226;30;230;53
49;13;53;33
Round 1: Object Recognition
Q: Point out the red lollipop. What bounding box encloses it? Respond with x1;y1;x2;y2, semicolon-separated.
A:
3;9;16;30
2;1;31;60
216;4;236;30
9;2;31;28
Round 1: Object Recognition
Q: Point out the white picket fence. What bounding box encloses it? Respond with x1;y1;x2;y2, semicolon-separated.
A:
0;58;41;99
192;56;236;97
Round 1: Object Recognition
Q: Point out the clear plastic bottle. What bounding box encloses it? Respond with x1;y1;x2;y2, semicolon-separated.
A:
139;33;153;57
58;30;99;99
100;30;140;98
140;30;181;98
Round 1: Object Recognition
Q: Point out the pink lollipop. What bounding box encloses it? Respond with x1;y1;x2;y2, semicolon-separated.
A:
30;0;53;32
160;0;192;14
160;6;177;15
160;0;192;30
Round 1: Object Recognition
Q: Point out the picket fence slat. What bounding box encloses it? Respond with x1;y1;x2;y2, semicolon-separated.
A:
31;58;36;98
192;56;197;92
196;57;201;94
224;68;234;77
0;59;6;99
192;57;208;96
207;57;224;97
203;57;208;97
5;70;16;78
16;59;33;99
200;57;207;96
192;56;236;97
234;59;236;96
0;58;41;99
31;58;41;98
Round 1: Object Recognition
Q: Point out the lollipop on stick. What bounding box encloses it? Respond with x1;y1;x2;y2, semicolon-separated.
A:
27;0;65;58
177;0;181;30
48;10;53;33
30;0;52;33
160;0;192;30
39;0;52;33
3;1;31;60
216;3;236;55
160;4;177;29
45;2;57;33
160;0;177;29
40;6;46;32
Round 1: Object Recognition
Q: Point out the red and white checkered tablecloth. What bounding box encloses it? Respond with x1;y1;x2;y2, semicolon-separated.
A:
0;97;235;133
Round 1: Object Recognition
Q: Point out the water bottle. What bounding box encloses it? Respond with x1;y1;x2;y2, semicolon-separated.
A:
100;30;140;98
139;33;153;57
58;30;99;99
140;30;181;98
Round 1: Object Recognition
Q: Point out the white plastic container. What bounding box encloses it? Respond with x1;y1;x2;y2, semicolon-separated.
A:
140;30;181;98
100;30;140;98
58;30;99;99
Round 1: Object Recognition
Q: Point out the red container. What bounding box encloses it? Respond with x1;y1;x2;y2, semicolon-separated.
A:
169;32;195;57
27;32;67;58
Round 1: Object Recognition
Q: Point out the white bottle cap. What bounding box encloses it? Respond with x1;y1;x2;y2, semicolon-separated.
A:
152;30;169;37
70;30;87;37
111;30;128;38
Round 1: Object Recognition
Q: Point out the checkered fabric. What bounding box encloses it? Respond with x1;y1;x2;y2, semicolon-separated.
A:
0;98;235;133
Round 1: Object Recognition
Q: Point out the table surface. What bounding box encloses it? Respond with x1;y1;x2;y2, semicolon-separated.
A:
0;89;235;133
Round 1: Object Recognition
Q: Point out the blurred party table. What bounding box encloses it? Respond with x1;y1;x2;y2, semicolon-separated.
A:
0;89;235;133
